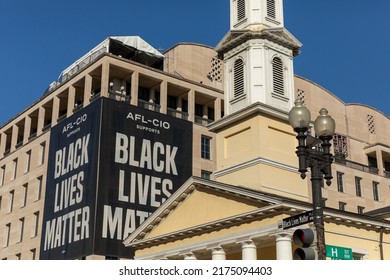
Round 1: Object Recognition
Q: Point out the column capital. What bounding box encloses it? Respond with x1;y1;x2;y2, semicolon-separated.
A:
272;230;294;240
210;246;226;260
240;240;257;260
181;253;197;260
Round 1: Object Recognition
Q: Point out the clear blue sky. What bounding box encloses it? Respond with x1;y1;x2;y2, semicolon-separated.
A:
1;0;389;126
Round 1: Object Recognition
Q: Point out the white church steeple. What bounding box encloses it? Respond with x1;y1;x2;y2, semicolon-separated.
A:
217;0;301;115
231;0;284;30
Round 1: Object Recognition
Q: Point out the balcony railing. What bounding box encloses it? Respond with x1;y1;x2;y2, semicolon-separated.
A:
335;156;379;174
138;100;161;112
167;108;189;121
109;91;130;102
195;116;213;126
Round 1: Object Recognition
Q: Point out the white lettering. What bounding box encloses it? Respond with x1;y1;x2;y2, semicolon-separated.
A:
114;133;178;175
54;134;90;179
102;205;150;240
43;206;90;251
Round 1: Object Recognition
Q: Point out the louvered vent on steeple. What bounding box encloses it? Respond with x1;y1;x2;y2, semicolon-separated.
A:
233;59;245;97
266;0;276;19
237;0;246;21
272;57;284;95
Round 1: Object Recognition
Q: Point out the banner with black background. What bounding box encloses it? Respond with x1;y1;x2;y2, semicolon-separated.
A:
40;99;102;259
40;98;193;259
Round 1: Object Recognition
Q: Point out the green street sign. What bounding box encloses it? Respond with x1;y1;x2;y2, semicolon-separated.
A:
326;245;353;260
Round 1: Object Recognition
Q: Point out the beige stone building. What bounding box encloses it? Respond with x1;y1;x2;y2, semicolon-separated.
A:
2;0;390;260
0;37;224;260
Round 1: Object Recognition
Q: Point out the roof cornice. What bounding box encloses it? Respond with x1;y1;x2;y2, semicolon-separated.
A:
215;27;302;58
208;102;289;132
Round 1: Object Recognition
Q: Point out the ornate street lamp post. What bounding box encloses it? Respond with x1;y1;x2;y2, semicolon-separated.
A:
288;100;336;260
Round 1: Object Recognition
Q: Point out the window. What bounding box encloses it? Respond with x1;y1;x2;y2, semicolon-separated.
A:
272;57;284;95
367;156;378;173
357;206;365;214
32;212;39;237
30;249;36;260
36;176;43;201
0;165;5;187
18;218;25;242
373;181;379;201
355;177;362;197
339;202;346;211
208;107;215;121
11;158;18;181
237;0;246;22
333;134;348;159
195;104;203;118
21;183;28;208
39;142;46;166
336;172;344;192
138;86;150;101
8;190;14;213
201;136;211;160
233;58;245;98
167;95;177;110
266;0;276;19
201;170;212;180
4;223;11;247
25;150;31;173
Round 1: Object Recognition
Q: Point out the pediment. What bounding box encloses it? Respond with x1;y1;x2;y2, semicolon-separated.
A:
124;177;285;246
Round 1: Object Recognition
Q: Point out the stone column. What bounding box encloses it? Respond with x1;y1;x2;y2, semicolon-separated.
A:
211;247;226;260
84;73;92;107
376;148;384;176
187;89;195;122
241;240;257;260
52;96;60;126
275;233;293;260
67;85;76;117
130;72;139;106
214;97;222;121
10;125;18;152
160;80;168;114
37;106;45;135
0;132;6;158
23;116;31;143
100;62;110;98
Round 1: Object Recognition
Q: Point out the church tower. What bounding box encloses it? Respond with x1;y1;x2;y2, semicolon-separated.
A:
210;0;307;200
216;0;302;115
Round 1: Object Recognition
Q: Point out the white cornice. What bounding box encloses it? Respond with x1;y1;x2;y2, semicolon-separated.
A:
214;156;299;178
208;102;289;132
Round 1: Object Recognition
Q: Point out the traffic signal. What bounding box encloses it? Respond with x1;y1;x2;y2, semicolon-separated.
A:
293;228;316;260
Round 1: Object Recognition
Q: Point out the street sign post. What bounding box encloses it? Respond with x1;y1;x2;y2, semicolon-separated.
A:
326;245;353;260
281;210;314;230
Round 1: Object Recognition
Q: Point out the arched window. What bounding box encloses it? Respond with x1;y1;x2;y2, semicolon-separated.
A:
272;57;284;95
237;0;246;22
266;0;276;19
233;58;245;98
